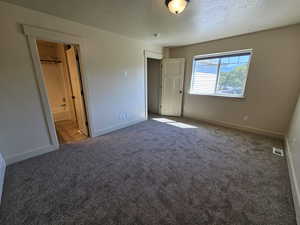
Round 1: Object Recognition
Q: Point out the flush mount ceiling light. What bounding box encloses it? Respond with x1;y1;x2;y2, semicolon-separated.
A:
165;0;190;15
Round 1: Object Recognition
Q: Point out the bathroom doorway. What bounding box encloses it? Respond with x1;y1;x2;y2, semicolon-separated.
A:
36;40;89;144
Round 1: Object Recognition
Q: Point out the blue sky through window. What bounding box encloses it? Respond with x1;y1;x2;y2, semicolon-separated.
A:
191;52;251;97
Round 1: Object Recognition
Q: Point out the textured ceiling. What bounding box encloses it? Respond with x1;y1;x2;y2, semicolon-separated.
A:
2;0;300;46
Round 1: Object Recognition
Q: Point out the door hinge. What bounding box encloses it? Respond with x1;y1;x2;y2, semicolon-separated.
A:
85;121;89;126
81;90;84;96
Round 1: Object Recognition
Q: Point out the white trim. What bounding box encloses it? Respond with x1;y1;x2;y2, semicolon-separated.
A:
144;50;163;60
188;92;246;99
23;25;83;44
4;145;59;166
23;25;96;148
189;49;253;98
185;116;284;139
0;152;6;204
193;49;253;60
26;36;59;146
144;50;163;119
285;137;300;225
94;118;146;136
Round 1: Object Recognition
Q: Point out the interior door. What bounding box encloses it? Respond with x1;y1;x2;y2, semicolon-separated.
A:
66;46;88;136
161;58;185;116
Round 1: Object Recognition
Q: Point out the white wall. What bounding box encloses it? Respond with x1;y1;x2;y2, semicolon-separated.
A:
170;25;300;137
286;94;300;224
0;1;162;164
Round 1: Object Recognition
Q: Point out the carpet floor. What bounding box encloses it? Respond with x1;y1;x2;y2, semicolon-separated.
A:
0;116;296;225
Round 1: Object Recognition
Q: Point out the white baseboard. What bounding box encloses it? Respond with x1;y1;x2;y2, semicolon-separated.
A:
4;119;145;165
0;152;6;204
94;118;145;137
285;137;300;224
185;116;284;139
4;144;59;166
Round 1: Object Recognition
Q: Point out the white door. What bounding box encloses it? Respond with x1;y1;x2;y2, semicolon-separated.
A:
66;46;89;136
161;58;185;116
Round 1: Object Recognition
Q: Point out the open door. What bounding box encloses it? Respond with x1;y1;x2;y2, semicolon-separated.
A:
65;46;89;136
161;58;185;116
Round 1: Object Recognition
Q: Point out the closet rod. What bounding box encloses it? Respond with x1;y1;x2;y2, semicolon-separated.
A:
40;59;62;63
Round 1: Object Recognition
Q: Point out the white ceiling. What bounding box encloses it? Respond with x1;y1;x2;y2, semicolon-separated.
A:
2;0;300;46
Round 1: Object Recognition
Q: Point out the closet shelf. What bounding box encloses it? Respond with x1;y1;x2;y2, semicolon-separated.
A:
40;59;62;64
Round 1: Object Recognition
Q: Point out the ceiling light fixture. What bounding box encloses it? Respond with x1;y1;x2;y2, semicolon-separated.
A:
165;0;190;15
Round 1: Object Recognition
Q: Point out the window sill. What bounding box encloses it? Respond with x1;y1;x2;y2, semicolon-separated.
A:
188;92;246;99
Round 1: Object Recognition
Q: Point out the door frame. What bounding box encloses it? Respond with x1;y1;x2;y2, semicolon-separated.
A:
144;50;163;120
23;24;95;149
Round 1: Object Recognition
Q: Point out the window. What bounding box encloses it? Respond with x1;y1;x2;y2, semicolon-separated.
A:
190;50;252;98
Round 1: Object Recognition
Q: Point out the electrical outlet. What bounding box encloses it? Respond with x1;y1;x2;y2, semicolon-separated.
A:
243;115;248;121
118;112;123;120
119;112;128;121
123;113;126;120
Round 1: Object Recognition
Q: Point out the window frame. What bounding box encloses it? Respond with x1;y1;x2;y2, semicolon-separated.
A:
189;49;253;99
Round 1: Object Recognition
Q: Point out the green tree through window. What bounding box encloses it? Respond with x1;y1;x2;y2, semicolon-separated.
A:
190;51;251;97
217;65;248;95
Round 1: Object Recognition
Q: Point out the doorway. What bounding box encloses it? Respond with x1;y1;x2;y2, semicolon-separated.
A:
147;58;162;115
36;40;89;144
146;56;185;118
